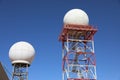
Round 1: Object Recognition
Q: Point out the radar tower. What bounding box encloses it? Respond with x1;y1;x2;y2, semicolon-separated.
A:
59;9;98;80
9;41;35;80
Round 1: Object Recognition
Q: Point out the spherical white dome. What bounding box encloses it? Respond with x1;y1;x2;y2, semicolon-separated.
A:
9;41;35;65
63;9;89;25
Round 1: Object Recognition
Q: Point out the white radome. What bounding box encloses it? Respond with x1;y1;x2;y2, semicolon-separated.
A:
63;9;89;25
9;41;35;65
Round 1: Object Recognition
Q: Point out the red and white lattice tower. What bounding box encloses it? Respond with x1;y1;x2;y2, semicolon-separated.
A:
59;9;98;80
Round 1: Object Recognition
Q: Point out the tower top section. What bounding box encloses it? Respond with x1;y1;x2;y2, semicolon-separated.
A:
9;41;35;66
63;9;89;25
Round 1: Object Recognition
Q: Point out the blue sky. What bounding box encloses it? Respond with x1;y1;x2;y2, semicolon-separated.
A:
0;0;120;80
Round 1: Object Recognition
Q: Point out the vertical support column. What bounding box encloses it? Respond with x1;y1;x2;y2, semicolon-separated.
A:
62;42;65;80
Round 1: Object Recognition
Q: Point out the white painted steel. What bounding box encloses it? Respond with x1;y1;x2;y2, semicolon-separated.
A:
62;38;97;79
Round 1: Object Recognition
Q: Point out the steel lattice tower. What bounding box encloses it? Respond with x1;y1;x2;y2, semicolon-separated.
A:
59;24;97;80
12;63;29;80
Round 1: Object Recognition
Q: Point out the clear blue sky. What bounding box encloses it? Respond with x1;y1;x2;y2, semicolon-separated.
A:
0;0;120;80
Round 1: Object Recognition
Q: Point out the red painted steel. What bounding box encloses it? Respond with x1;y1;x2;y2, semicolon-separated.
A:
59;24;97;80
